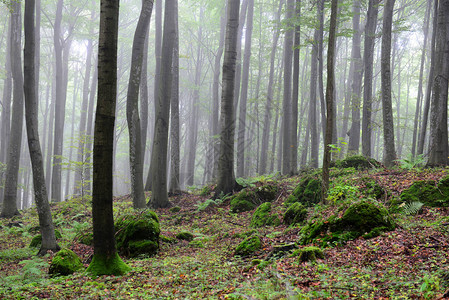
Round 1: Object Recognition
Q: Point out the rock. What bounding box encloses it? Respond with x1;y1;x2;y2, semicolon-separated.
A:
283;202;307;225
235;235;262;256
230;190;258;213
334;155;380;170
285;176;321;207
48;248;83;276
400;176;449;207
293;246;324;263
115;210;160;258
250;202;280;228
176;231;195;241
255;184;279;202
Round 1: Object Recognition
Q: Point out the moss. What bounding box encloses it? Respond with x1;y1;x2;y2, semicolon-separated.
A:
334;155;380;170
234;235;262;256
128;240;159;257
115;210;160;257
296;246;324;263
285;176;321;207
76;232;93;246
189;239;204;248
255;184;279;202
283;202;307;225
230;190;257;213
48;248;83;277
200;185;213;196
169;206;181;213
400;178;449;207
359;177;387;200
250;202;280;228
176;231;195;241
29;230;62;248
86;252;131;277
160;235;177;244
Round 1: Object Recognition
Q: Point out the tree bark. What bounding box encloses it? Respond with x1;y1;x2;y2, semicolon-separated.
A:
381;0;397;167
291;0;301;175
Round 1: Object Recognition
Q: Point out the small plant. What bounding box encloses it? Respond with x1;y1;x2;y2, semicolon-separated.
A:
396;154;425;170
399;201;424;215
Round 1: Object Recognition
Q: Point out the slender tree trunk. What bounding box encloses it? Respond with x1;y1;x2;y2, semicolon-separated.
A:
309;22;319;168
65;75;78;199
233;0;248;110
85;60;98;194
215;0;240;197
361;0;380;157
126;0;153;209
23;0;59;255
427;0;449;166
1;1;23;218
148;0;176;208
291;0;301;175
381;0;397;167
317;0;326;140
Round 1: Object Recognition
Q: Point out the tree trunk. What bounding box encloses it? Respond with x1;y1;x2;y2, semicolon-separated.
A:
126;0;153;209
291;0;301;175
1;1;23;218
87;0;130;277
233;0;248;110
309;14;320;168
215;0;240;197
427;0;449;166
381;0;397;167
23;0;60;255
148;0;176;208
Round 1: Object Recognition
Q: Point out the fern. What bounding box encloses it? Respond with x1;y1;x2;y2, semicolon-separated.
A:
400;201;424;215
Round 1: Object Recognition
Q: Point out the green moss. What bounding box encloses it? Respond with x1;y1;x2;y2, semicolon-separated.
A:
128;240;159;257
250;202;280;228
255;184;279;202
283;202;307;225
115;210;160;257
400;178;449;207
285;176;321;207
169;206;181;213
48;248;83;277
334;155;380;170
86;252;131;277
176;231;194;241
160;235;177;244
29;230;62;248
200;185;213;196
230;190;257;213
235;235;262;257
296;246;324;263
189;239;205;248
359;177;387;200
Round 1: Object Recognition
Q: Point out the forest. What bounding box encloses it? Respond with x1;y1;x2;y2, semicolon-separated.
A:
1;0;449;298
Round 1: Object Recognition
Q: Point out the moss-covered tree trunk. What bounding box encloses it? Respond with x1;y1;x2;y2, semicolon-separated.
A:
87;0;130;277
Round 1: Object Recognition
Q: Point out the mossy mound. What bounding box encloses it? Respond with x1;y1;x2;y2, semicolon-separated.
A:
115;210;160;258
189;239;205;248
400;176;449;207
86;253;131;277
359;177;387;200
285;176;321;207
299;200;395;246
234;235;262;256
283;202;307;225
48;248;83;277
75;231;93;246
334;155;380;170
250;202;280;228
230;190;258;213
29;230;62;248
169;206;181;213
176;231;195;241
293;246;324;263
255;184;279;202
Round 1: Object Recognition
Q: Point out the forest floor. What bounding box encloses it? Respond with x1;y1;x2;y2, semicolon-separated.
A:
1;167;449;299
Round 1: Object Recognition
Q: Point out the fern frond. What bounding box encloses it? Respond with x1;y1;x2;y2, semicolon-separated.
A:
401;201;424;215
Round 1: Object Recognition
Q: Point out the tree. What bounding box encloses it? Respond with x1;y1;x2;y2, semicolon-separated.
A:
361;0;380;157
126;0;153;209
87;0;130;277
148;0;176;208
291;0;301;175
1;1;23;218
322;0;338;203
215;0;240;197
23;0;60;255
381;0;397;167
427;0;449;166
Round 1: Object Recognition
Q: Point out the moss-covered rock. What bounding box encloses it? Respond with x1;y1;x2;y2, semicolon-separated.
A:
29;230;62;248
334;155;380;170
189;239;205;248
255;184;279;202
160;235;177;244
176;231;195;241
230;190;258;213
360;177;387;200
293;246;324;263
285;176;321;207
283;202;307;225
48;248;83;276
235;235;262;256
400;177;449;207
115;210;160;258
299;200;395;246
86;253;131;277
250;202;280;228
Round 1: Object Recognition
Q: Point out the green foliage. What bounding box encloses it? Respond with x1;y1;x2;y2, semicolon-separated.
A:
169;206;181;213
189;239;205;248
283;202;307;225
29;230;62;248
86;252;131;277
115;210;160;257
0;247;34;261
293;246;324;263
250;202;280;228
285;176;321;207
399;201;424;216
400;177;449;207
230;190;258;213
195;193;227;212
234;235;262;257
48;248;84;277
254;184;279;202
334;155;381;170
326;181;359;204
396;154;425;170
176;231;195;241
